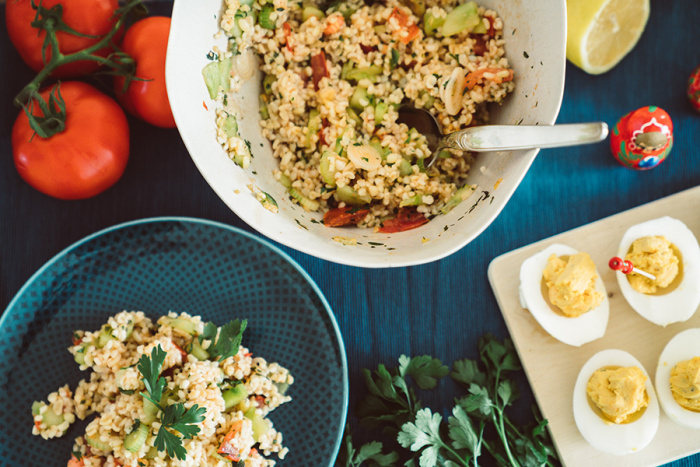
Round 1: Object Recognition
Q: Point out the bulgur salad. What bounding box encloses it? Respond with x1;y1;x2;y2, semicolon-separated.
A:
32;311;293;467
203;0;515;232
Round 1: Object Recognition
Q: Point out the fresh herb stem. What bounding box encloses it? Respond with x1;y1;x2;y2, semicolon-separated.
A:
13;0;146;108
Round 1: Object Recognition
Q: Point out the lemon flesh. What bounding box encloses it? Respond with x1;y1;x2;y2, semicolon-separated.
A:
566;0;650;75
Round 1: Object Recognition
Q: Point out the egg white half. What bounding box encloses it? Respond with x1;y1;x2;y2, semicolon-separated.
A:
573;349;659;455
519;243;609;347
616;216;700;326
656;328;700;429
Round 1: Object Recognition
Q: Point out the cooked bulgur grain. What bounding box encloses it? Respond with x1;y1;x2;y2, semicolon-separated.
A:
208;0;514;231
32;311;292;467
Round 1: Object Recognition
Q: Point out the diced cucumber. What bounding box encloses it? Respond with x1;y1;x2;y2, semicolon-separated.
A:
223;384;249;411
320;151;339;187
346;108;362;126
222;114;240;138
423;11;445;35
345;65;383;83
162;317;197;335
190;339;210;361
141;398;160;425
438;149;452;159
374;101;388;125
124;421;148;453
400;194;423;207
402;0;425;16
472;18;487;34
288;187;320;211
336;186;371;205
31;401;43;416
41;406;65;427
97;325;113;349
441;183;476;214
368;138;390;160
326;0;356;20
259;4;276;29
305;109;322;149
340;61;355;80
74;345;86;365
349;87;369;111
202;57;232;99
389;48;400;68
441;1;480;37
421;92;435;109
278;172;293;188
259;95;270;120
244;408;270;442
86;434;112;453
145;446;159;459
262;73;276;94
275;382;290;395
398;158;413;176
303;5;326;21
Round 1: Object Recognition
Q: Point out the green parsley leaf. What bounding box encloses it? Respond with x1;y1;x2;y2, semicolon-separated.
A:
397;408;445;467
154;403;206;460
199;319;247;361
399;355;449;390
138;345;167;406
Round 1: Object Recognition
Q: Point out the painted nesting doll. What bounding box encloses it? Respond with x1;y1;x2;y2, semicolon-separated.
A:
610;106;673;170
688;66;700;112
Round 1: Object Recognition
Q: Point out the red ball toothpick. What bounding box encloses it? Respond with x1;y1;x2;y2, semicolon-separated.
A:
609;257;657;281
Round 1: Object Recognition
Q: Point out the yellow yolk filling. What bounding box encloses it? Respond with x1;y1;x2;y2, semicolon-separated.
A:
542;252;602;317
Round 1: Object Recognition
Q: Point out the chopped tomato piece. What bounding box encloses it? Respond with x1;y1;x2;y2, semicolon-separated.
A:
218;421;243;461
359;44;376;54
34;420;42;429
323;13;345;35
483;13;497;37
72;335;83;346
67;455;85;467
324;207;370;227
244;352;252;358
465;68;514;90
173;342;188;361
310;51;330;90
400;25;420;44
471;34;486;56
377;208;428;233
283;22;293;52
319;118;329;147
254;395;266;407
388;7;410;27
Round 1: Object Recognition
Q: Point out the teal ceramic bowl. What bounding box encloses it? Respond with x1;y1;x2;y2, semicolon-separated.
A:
0;217;348;466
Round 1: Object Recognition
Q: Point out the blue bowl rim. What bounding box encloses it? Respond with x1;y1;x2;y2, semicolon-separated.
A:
0;215;349;467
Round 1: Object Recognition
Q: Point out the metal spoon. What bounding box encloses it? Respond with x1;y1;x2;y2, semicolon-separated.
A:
397;106;609;167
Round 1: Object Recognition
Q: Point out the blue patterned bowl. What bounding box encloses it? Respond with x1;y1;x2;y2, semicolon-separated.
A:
0;217;348;467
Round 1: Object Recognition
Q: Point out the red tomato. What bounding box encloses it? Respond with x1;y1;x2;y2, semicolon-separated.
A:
113;16;176;128
12;81;129;200
323;207;370;227
5;0;119;78
377;208;429;233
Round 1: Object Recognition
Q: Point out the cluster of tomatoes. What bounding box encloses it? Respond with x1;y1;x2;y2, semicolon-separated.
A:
7;0;176;200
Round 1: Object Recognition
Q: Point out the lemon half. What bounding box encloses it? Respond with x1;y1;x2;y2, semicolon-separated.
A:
566;0;650;75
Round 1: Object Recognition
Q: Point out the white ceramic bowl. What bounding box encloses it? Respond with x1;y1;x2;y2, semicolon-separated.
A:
166;0;566;268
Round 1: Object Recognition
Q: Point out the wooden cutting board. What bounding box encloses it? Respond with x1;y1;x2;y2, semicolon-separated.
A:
488;185;700;467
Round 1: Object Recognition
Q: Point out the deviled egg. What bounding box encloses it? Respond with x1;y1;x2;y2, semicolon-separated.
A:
573;349;659;455
519;244;609;346
616;216;700;326
656;328;700;429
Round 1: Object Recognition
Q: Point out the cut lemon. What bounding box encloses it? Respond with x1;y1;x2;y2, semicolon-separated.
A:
566;0;650;75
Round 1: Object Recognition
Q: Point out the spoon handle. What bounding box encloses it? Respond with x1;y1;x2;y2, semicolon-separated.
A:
440;122;609;152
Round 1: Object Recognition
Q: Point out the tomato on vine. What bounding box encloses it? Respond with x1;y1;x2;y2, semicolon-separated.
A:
114;16;176;128
5;0;121;78
12;81;130;200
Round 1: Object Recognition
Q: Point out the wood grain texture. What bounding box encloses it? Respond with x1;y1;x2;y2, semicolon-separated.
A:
488;185;700;467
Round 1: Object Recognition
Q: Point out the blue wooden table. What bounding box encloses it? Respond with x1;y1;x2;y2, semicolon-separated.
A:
1;1;699;465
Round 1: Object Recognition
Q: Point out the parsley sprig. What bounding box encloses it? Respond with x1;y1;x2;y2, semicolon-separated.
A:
349;334;558;467
199;319;247;361
137;346;206;461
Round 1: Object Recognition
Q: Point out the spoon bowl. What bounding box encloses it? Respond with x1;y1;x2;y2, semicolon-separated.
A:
397;106;609;167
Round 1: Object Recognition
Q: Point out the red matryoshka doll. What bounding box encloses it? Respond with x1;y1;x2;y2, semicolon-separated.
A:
688;66;700;112
610;106;673;170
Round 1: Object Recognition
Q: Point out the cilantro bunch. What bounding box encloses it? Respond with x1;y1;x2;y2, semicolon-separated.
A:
342;334;558;467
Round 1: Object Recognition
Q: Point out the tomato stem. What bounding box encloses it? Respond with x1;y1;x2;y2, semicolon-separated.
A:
13;0;147;108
